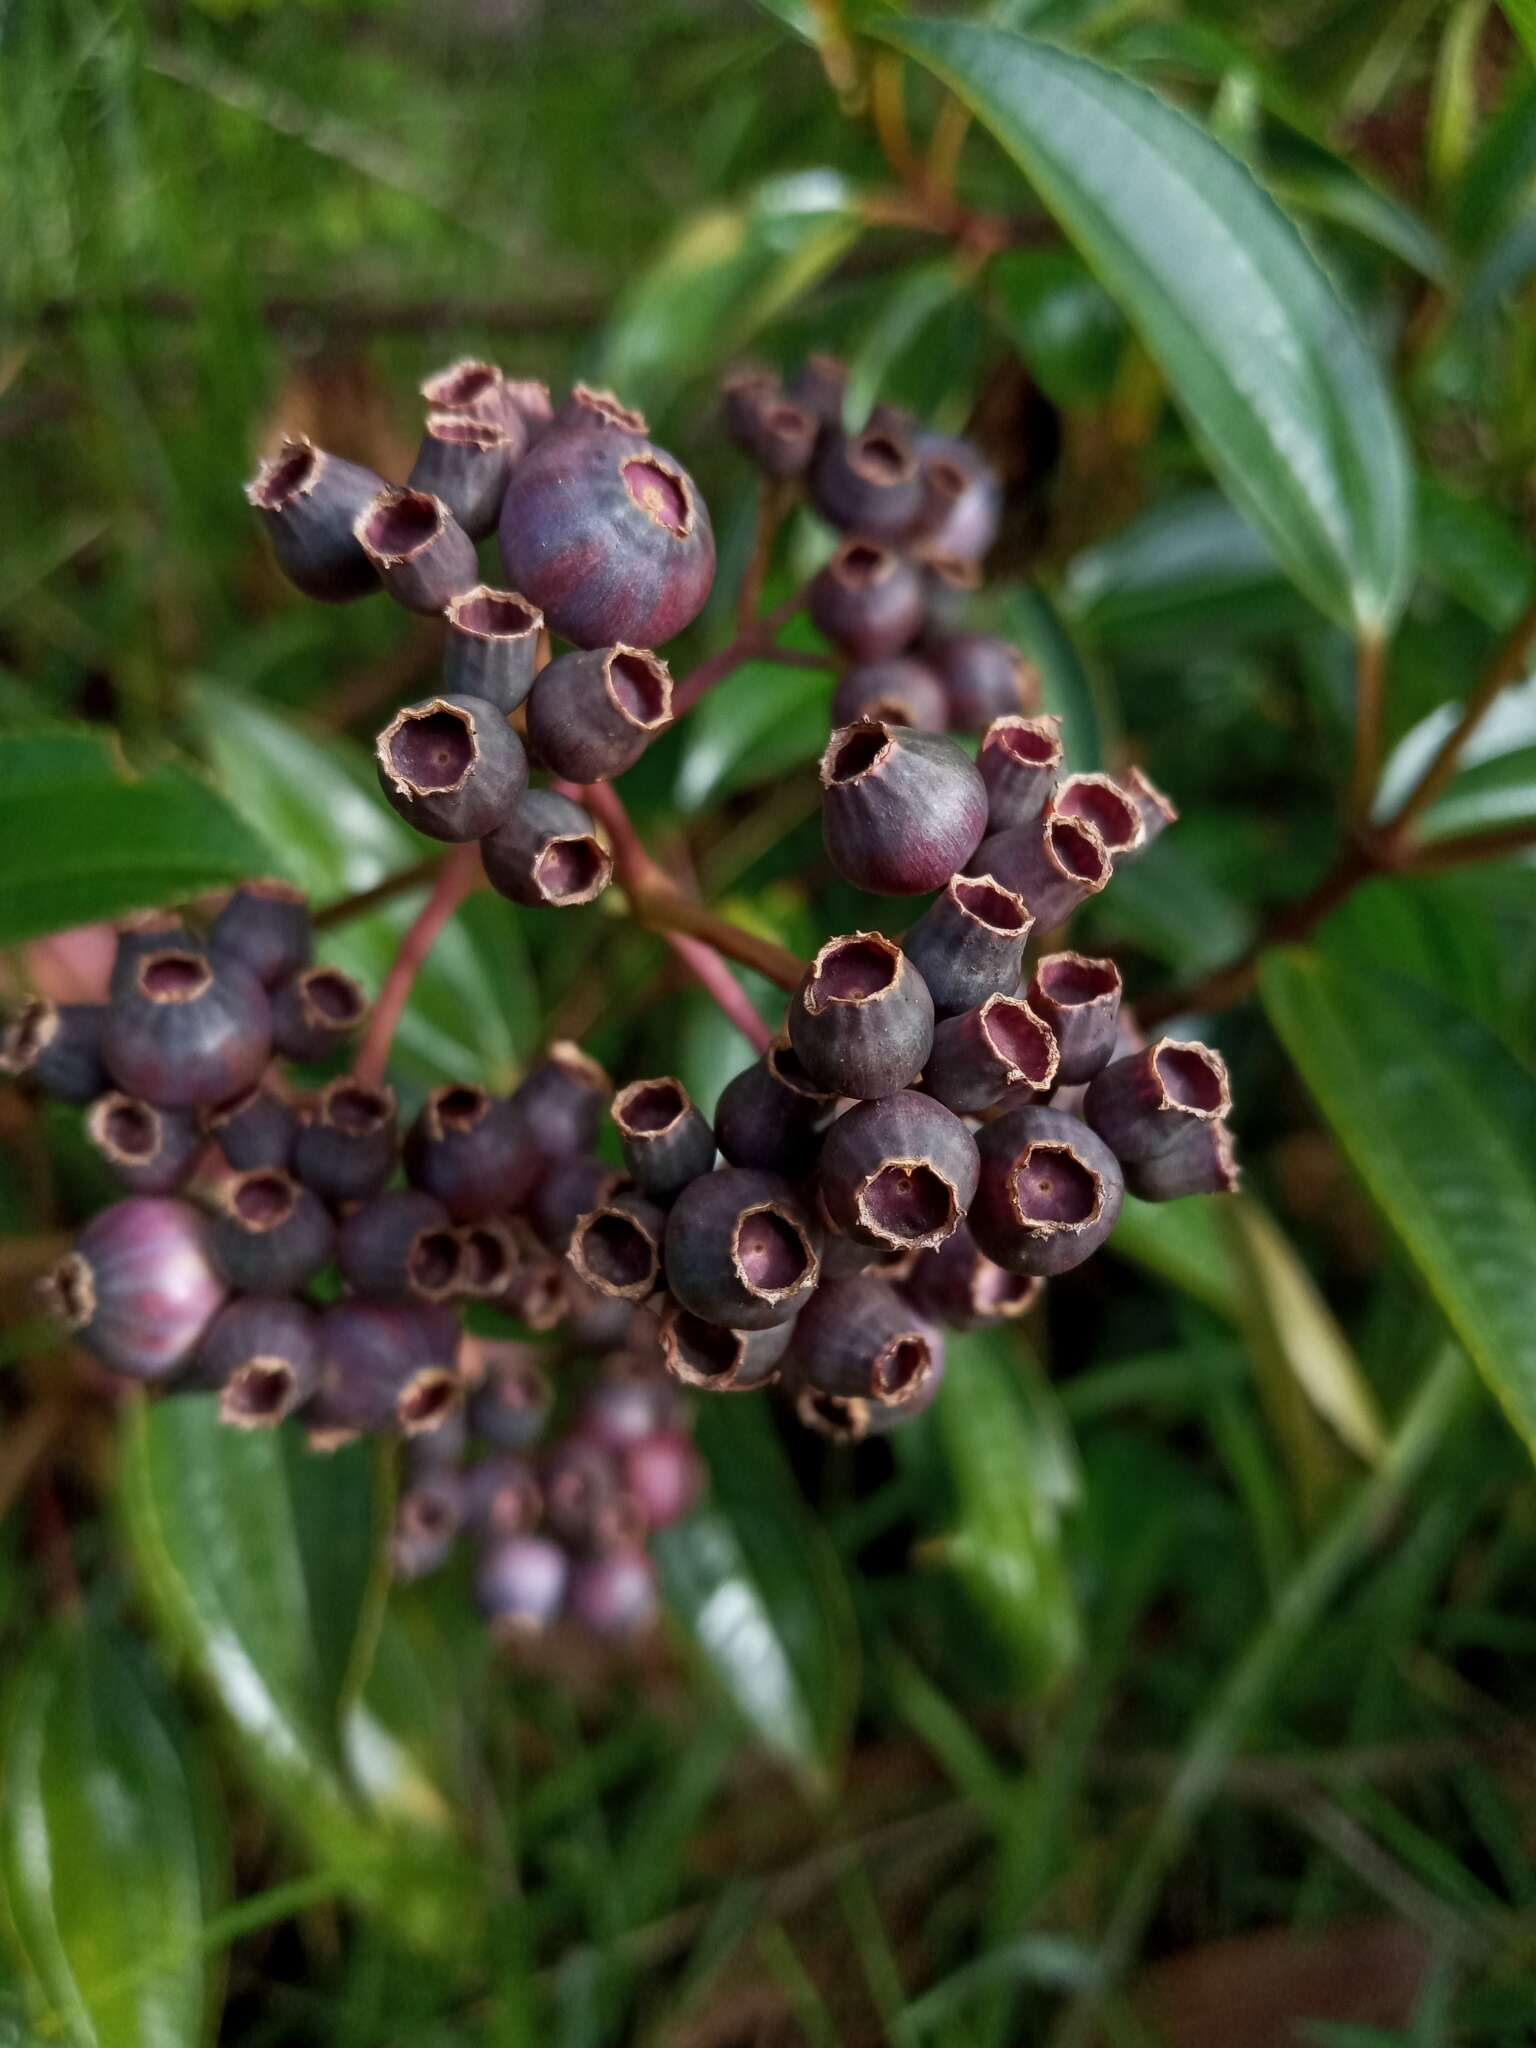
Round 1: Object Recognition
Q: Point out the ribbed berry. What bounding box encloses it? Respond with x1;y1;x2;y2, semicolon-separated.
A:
245;437;384;602
355;486;478;615
525;645;672;782
376;693;527;843
969;810;1112;929
1026;954;1122;1086
568;1189;666;1303
789;1276;942;1409
612;1076;716;1202
408;413;517;541
808;540;924;661
908;433;1000;562
922;992;1058;1116
1083;1039;1231;1163
659;1299;794;1393
1053;773;1145;860
904;1223;1042;1330
208;880;312;991
292;1079;398;1205
1125;1118;1240;1201
443;587;543;713
86;1092;204;1194
41;1198;225;1381
970;1104;1124;1277
714;1036;837;1179
817;1091;978;1252
208;1167;336;1293
788;932;934;1100
511;1042;612;1163
104;948;271;1110
664;1167;821;1331
902;872;1032;1018
529;1154;621;1254
978;716;1063;833
270;966;368;1064
820;722;988;896
196;1295;321;1430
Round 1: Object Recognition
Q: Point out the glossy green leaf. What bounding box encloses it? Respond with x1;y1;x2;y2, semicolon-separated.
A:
601;174;861;409
1374;677;1536;826
0;726;269;945
193;689;535;1084
909;1330;1080;1691
1417;745;1536;844
654;1398;857;1795
1109;1193;1244;1323
990;247;1125;407
1416;475;1535;632
1064;492;1318;647
879;20;1414;635
1502;0;1536;63
1261;949;1536;1456
673;658;832;812
119;1393;384;1821
843;261;968;425
2;1618;222;2048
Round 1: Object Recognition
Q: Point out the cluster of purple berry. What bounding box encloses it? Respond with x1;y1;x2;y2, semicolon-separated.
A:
9;343;1240;1639
246;360;717;906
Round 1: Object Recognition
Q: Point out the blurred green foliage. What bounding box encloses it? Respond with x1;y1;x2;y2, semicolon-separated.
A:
4;1;1536;2044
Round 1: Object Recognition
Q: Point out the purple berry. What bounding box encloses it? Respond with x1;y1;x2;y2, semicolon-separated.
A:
978;715;1063;833
468;1347;554;1451
245;437;384;603
511;1043;613;1162
970;1104;1124;1277
0;999;107;1104
788;932;934;1100
1118;765;1178;856
208;1167;336;1293
664;1168;821;1332
529;1153;621;1253
620;1430;701;1531
462;1452;543;1541
902;872;1032;1018
201;1085;298;1173
270;965;368;1065
714;1036;837;1179
809;540;924;661
1053;773;1145;861
375;693;527;843
810;425;924;541
1027;954;1122;1086
568;1189;667;1304
404;1084;538;1221
337;1188;460;1302
969;810;1112;930
355;486;478;615
904;1222;1042;1330
1124;1118;1240;1201
611;1076;716;1202
407;413;517;542
789;1275;942;1409
923;992;1058;1117
444;587;543;714
927;633;1039;734
104;948;271;1110
85;1092;204;1194
475;1534;569;1637
525;645;672;783
909;433;1000;563
1082;1039;1232;1163
41;1197;225;1382
195;1295;321;1430
820;723;989;897
566;1546;659;1640
292;1079;398;1206
392;1467;465;1581
313;1300;462;1441
817;1090;978;1253
831;657;949;734
208;879;313;991
659;1301;794;1393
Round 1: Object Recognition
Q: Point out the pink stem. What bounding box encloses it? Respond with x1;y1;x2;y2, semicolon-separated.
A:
671;582;812;716
353;843;482;1088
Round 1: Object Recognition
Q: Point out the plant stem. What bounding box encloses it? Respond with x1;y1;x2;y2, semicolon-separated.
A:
672;582;812;715
352;844;480;1087
738;479;795;631
1398;818;1536;872
1046;1345;1472;2048
1378;593;1536;848
1347;632;1387;827
314;854;444;931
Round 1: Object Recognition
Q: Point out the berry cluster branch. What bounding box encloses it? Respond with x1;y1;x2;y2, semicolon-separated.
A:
671;582;813;717
353;843;482;1088
313;853;446;933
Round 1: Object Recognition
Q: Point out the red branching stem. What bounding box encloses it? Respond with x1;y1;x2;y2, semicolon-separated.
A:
672;583;812;716
353;843;481;1088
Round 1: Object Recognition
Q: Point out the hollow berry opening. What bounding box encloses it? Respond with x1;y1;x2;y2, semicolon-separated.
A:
577;1212;657;1294
572;385;647;433
874;1333;930;1399
924;456;968;501
451;590;539;639
232;1171;297;1230
388;707;476;792
326;1083;390;1135
834;541;893;589
2;999;54;1069
608;652;670;727
362;490;441;560
1156;1043;1227;1113
1036;954;1119;1007
1012;1144;1098;1227
617;1080;686;1136
410;1230;463;1296
798;1389;867;1440
1046;816;1110;884
814;936;898;1004
622;459;689;536
765;400;814;438
983;1000;1056;1084
45;1253;93;1329
1056;774;1143;854
862;1163;955;1244
99;1099;158;1160
140;951;212;1002
299;968;366;1028
225;1362;295;1423
399;1371;459;1433
459;1226;513;1291
973;1263;1039;1319
735;1206;811;1295
826;724;890;783
953;877;1029;933
423;360;500;410
768;1039;835;1101
534;836;608;903
992;719;1062;768
851;430;915;484
250;440;317;509
669;1310;742;1380
436;1083;489;1131
425;413;505;452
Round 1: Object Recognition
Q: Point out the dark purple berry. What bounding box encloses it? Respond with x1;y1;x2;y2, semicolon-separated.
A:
408;413;517;541
0;999;108;1103
454;1215;519;1299
816;1209;918;1282
525;645;672;783
104;949;271;1111
109;914;201;1001
793;1388;871;1443
444;587;543;713
927;633;1039;734
499;427;715;649
313;1301;462;1441
921;555;983;632
978;715;1063;833
355;486;478;615
270;965;368;1065
713;1036;837;1179
1027;954;1122;1086
292;1078;398;1206
902;872;1032;1018
621;1430;701;1531
820;722;988;897
529;1154;621;1254
568;1189;666;1304
475;1535;569;1637
462;1452;543;1541
208;1167;336;1293
831;657;949;733
541;1438;643;1552
468;1347;554;1451
404;1083;537;1220
1124;1118;1240;1201
502;1227;573;1330
923;992;1058;1116
245;437;384;602
909;433;1000;562
195;1295;321;1430
664;1168;821;1332
201;1085;298;1172
1053;773;1145;860
502;378;555;440
789;1276;941;1409
546;384;649;440
660;1301;794;1393
904;1223;1042;1330
818;1091;978;1253
575;1357;682;1447
511;1043;613;1163
611;1076;715;1202
750;397;819;480
375;693;527;843
40;1198;225;1381
86;1092;204;1194
790;353;848;428
421;357;510;424
209;879;313;991
1083;1039;1231;1163
485;788;596;908
788;932;934;1100
808;540;924;661
339;1190;462;1302
970;811;1112;930
811;425;924;541
566;1547;659;1639
1118;766;1178;856
392;1468;465;1581
971;1104;1124;1277
563;1275;643;1351
721;367;780;452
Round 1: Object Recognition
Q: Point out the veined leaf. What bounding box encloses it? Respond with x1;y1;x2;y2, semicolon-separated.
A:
1261;949;1536;1457
879;20;1414;634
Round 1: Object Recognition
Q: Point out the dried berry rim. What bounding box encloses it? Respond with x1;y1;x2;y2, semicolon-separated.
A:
39;1252;94;1334
0;997;59;1076
420;1080;494;1139
969;1261;1043;1323
137;950;214;1005
981;713;1064;773
421;357;504;414
421;410;513;455
455;1218;518;1298
1007;1139;1108;1239
868;1326;936;1405
446;584;543;643
397;1367;464;1437
565;383;649;435
355;485;459;569
219;1168;300;1235
1040;810;1114;895
287;965;369;1035
530;831;612;906
802;931;905;1017
765;1034;840;1111
1122;763;1179;834
599;646;674;735
1054;772;1146;858
612;1076;694;1144
406;1224;464;1303
826;537;902;590
313;1076;395;1135
245;435;324;510
508;1255;569;1329
569;1201;662;1302
730;1201;818;1305
819;719;893;790
1147;1038;1232;1121
978;993;1060;1092
1030;951;1122;1015
660;1301;781;1393
945;872;1033;939
794;1387;870;1444
845;425;918;487
541;1040;613;1097
377;696;486;799
612;448;695;540
853;1156;964;1254
86;1092;172;1168
220;1358;303;1431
